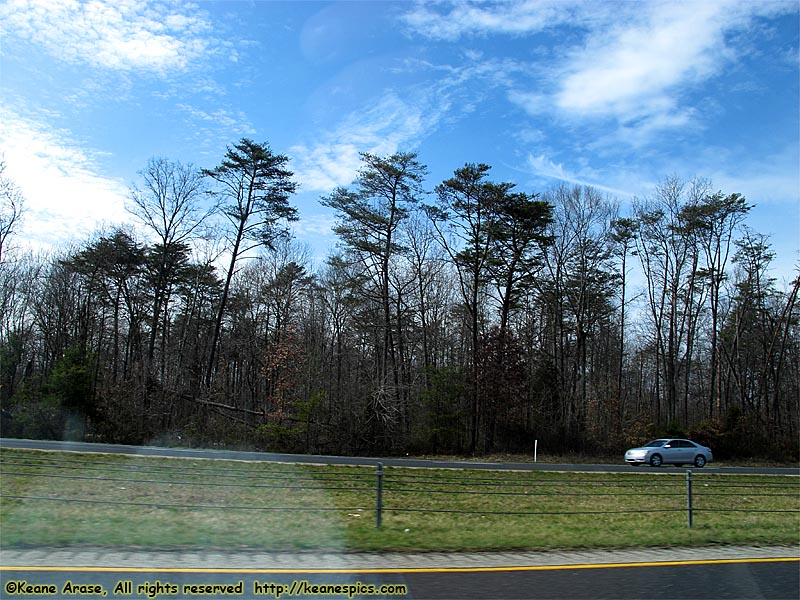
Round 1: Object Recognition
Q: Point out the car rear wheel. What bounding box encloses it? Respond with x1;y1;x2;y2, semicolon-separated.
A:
650;454;662;467
694;455;706;468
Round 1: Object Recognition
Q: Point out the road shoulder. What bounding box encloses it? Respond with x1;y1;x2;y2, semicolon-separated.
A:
2;544;798;571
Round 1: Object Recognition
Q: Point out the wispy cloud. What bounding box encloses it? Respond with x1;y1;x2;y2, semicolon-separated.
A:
405;1;796;144
0;0;217;74
546;2;792;131
290;92;445;193
291;53;526;194
401;0;585;41
527;135;799;201
0;107;131;250
176;104;256;148
525;153;634;197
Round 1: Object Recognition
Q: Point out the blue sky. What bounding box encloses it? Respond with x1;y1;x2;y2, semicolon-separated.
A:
1;0;798;281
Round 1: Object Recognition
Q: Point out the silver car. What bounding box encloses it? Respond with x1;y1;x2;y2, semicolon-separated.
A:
624;438;713;468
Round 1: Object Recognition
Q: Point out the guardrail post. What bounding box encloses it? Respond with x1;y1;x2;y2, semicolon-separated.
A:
376;462;383;529
686;470;693;528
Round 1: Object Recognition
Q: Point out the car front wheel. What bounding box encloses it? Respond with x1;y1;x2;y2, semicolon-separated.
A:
650;454;663;467
694;455;706;468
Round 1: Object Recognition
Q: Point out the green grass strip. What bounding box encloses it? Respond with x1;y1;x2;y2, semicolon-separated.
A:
1;448;797;552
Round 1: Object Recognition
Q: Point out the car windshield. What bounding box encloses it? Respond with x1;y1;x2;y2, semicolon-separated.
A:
644;440;667;447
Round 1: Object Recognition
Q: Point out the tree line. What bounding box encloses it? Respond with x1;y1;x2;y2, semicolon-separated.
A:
1;140;798;459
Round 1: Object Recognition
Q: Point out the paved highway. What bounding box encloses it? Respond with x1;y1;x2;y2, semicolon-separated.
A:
2;559;798;599
2;438;798;475
403;560;800;598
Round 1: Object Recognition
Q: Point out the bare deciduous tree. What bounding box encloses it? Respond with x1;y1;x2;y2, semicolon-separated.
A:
0;158;26;264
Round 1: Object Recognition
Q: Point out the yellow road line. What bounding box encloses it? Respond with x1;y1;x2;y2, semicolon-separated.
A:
1;557;797;574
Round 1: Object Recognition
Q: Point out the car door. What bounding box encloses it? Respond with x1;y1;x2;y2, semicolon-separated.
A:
661;439;680;463
673;440;693;463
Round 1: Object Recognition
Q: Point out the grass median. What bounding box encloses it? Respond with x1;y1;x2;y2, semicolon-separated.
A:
1;448;797;551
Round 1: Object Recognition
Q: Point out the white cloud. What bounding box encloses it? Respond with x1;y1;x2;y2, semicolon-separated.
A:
290;93;442;193
291;212;338;237
0;107;132;251
290;54;527;194
526;153;634;197
289;210;339;263
291;142;362;194
526;154;572;183
409;1;796;144
506;90;547;116
0;0;215;74
527;138;800;209
555;2;731;122
402;0;585;41
176;104;256;137
566;2;793;126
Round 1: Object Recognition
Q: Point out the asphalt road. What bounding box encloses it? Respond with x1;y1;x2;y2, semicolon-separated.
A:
402;560;800;598
2;560;798;599
2;438;798;475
